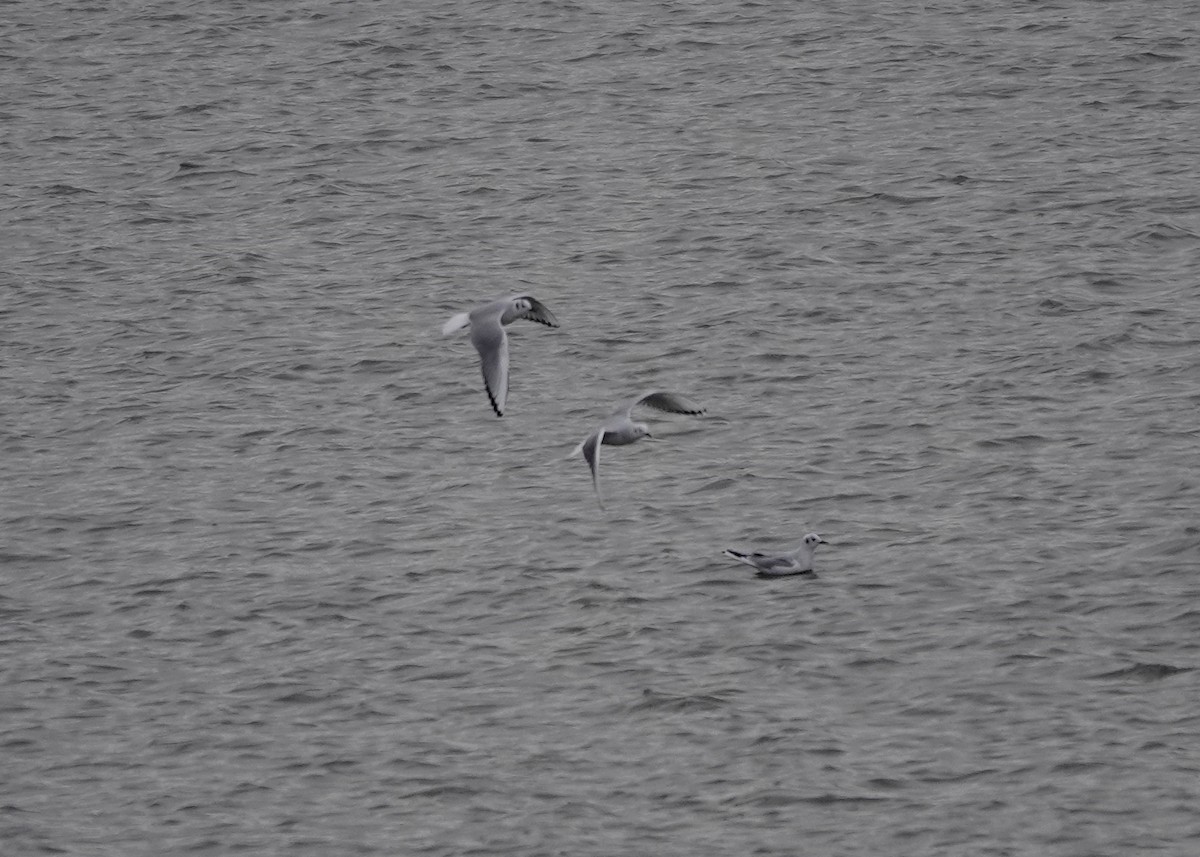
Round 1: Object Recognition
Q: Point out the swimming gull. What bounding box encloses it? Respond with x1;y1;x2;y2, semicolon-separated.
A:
442;295;559;416
723;533;827;577
569;390;705;508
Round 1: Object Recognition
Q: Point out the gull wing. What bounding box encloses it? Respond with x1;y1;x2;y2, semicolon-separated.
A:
509;295;560;328
470;321;509;417
442;311;471;336
749;553;800;574
581;429;606;509
617;390;706;418
722;549;761;569
724;549;798;574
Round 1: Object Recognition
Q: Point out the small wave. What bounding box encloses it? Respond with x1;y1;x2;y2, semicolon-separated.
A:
1090;663;1192;681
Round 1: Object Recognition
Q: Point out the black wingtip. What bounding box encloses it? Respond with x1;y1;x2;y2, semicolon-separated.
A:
485;390;504;417
481;370;505;417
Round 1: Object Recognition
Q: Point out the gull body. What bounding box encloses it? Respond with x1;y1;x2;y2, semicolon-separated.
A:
724;533;827;577
442;295;559;416
569;390;705;508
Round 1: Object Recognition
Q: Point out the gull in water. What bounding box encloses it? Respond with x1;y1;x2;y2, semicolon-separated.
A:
723;533;827;578
442;295;559;416
570;390;705;508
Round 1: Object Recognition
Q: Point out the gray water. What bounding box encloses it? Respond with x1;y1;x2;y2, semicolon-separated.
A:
3;1;1199;854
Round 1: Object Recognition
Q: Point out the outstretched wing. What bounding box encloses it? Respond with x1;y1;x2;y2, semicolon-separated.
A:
618;390;706;418
471;321;509;417
509;295;560;328
581;429;606;509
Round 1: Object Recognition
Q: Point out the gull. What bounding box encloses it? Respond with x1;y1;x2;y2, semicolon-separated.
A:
442;295;559;416
723;534;827;578
570;390;705;508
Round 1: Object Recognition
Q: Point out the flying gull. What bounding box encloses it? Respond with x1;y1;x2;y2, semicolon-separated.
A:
570;390;705;508
442;295;559;416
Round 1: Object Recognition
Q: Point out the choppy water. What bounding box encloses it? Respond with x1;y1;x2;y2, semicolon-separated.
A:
3;1;1199;854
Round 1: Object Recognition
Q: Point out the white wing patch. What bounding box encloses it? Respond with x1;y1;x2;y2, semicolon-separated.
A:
442;312;471;336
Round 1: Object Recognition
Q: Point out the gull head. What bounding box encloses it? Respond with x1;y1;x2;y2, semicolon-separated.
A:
803;534;826;550
633;422;652;441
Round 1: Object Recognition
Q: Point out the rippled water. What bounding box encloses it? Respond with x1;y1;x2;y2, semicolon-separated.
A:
4;1;1200;854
